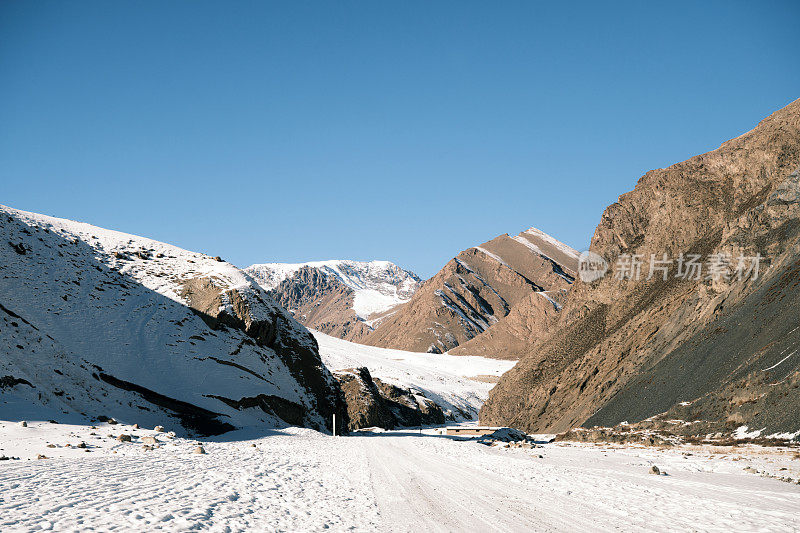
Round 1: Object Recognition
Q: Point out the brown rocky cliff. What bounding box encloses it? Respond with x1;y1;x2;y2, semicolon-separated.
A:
481;98;800;435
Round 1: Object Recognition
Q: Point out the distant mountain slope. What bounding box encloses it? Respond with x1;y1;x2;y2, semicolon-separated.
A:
245;260;420;342
481;98;800;438
0;206;344;435
313;330;515;424
363;228;578;355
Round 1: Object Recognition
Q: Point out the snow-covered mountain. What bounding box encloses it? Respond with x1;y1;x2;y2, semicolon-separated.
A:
245;260;420;342
0;206;343;435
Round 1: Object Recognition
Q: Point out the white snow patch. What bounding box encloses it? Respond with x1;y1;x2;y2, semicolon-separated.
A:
522;227;580;260
762;350;796;371
536;290;562;311
474;246;510;268
733;426;766;439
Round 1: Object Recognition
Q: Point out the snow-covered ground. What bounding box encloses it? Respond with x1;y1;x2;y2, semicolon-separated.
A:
313;330;516;420
1;419;798;532
245;260;420;320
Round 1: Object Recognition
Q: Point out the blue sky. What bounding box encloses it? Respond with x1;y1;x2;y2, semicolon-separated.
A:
1;1;798;278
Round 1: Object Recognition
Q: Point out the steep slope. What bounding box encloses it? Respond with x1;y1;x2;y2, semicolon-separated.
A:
448;289;566;359
245;260;420;342
481;98;800;438
363;229;578;355
0;206;344;435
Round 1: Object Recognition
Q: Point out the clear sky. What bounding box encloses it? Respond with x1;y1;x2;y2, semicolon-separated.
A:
2;1;798;278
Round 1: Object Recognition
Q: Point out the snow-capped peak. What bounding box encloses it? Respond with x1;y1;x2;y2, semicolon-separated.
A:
245;260;421;320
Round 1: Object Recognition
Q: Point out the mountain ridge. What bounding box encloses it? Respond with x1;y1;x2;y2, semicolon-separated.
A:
245;260;420;342
363;226;578;356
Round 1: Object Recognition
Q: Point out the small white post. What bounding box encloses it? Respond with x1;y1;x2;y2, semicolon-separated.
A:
332;413;336;437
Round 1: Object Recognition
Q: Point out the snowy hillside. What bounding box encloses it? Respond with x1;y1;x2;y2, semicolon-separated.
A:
0;206;342;435
246;260;420;320
313;330;515;421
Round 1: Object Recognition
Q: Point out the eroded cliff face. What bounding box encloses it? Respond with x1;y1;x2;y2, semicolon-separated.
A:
364;230;577;356
481;98;800;436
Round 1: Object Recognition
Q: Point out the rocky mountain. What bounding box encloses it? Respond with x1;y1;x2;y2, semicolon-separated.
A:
481;98;800;438
0;206;345;435
245;260;420;342
333;367;445;431
363;228;578;356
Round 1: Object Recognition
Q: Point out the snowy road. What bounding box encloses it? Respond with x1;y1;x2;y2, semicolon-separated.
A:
1;421;799;532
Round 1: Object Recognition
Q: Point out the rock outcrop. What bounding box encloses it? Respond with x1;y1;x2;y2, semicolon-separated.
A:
333;367;445;431
481;98;800;438
364;228;578;356
0;206;346;435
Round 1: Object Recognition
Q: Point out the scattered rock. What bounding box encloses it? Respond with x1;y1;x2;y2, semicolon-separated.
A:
77;442;87;449
141;436;158;445
37;454;47;460
649;465;661;475
193;446;206;455
117;434;132;443
143;445;153;452
212;256;224;262
132;423;139;429
154;425;165;433
46;444;56;448
9;241;28;255
18;421;27;427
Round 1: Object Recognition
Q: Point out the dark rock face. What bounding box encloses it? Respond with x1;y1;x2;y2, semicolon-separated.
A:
333;368;445;431
372;378;446;427
334;368;395;431
481;98;800;437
